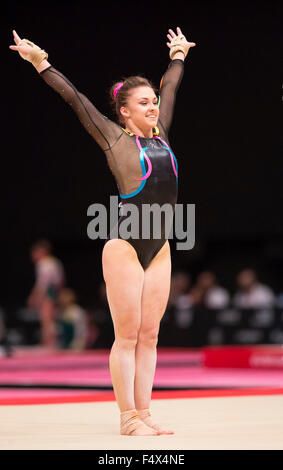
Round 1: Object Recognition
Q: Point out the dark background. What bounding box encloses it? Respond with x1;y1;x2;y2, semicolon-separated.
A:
1;0;282;313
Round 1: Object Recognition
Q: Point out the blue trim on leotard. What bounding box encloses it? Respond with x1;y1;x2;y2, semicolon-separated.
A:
119;147;149;199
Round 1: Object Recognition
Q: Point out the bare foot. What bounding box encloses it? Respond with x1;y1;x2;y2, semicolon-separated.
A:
137;409;174;435
120;409;160;436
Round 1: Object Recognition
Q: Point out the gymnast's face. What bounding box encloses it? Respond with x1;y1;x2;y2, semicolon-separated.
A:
120;86;159;131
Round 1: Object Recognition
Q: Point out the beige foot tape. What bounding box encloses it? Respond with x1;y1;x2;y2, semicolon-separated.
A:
137;409;174;435
120;409;160;436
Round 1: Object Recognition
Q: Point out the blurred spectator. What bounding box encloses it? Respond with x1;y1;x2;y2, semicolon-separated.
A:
56;288;88;350
169;270;230;311
193;270;230;309
0;307;13;356
88;281;113;348
27;239;65;348
168;271;198;333
276;292;283;308
0;307;5;342
0;307;7;355
167;271;191;308
233;268;275;308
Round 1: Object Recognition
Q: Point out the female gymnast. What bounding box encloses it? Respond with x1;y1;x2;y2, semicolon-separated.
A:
9;27;196;436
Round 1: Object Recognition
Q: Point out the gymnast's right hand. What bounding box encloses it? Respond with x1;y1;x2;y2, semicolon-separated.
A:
9;29;48;67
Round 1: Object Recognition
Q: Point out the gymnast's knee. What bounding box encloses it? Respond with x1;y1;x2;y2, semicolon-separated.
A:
137;328;159;348
113;330;139;350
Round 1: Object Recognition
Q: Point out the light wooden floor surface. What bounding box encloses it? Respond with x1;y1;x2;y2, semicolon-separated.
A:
0;395;282;450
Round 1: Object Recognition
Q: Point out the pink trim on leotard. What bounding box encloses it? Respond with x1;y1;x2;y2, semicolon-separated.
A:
135;135;153;181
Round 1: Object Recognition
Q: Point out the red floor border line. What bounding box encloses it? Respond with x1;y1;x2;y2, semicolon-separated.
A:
1;388;283;406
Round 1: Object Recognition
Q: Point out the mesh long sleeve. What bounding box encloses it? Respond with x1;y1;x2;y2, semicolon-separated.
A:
39;65;122;151
158;59;184;137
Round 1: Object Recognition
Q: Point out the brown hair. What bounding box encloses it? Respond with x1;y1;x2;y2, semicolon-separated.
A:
31;239;52;254
109;76;159;126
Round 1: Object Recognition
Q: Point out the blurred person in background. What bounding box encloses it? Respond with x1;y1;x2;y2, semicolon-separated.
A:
193;270;230;309
233;268;275;308
0;306;11;356
89;281;113;349
276;292;283;308
0;307;5;344
164;270;192;339
57;288;88;350
173;270;230;310
167;271;191;308
27;239;65;348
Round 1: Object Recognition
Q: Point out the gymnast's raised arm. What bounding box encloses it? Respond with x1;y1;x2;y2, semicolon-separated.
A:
9;30;122;152
158;27;196;137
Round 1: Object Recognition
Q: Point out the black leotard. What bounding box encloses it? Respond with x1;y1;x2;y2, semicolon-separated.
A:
39;59;184;269
106;133;179;269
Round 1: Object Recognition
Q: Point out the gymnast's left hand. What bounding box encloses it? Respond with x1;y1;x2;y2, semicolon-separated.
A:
166;27;196;59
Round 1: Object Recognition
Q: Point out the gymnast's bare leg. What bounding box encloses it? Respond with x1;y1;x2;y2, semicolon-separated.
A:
102;239;160;436
135;240;174;434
